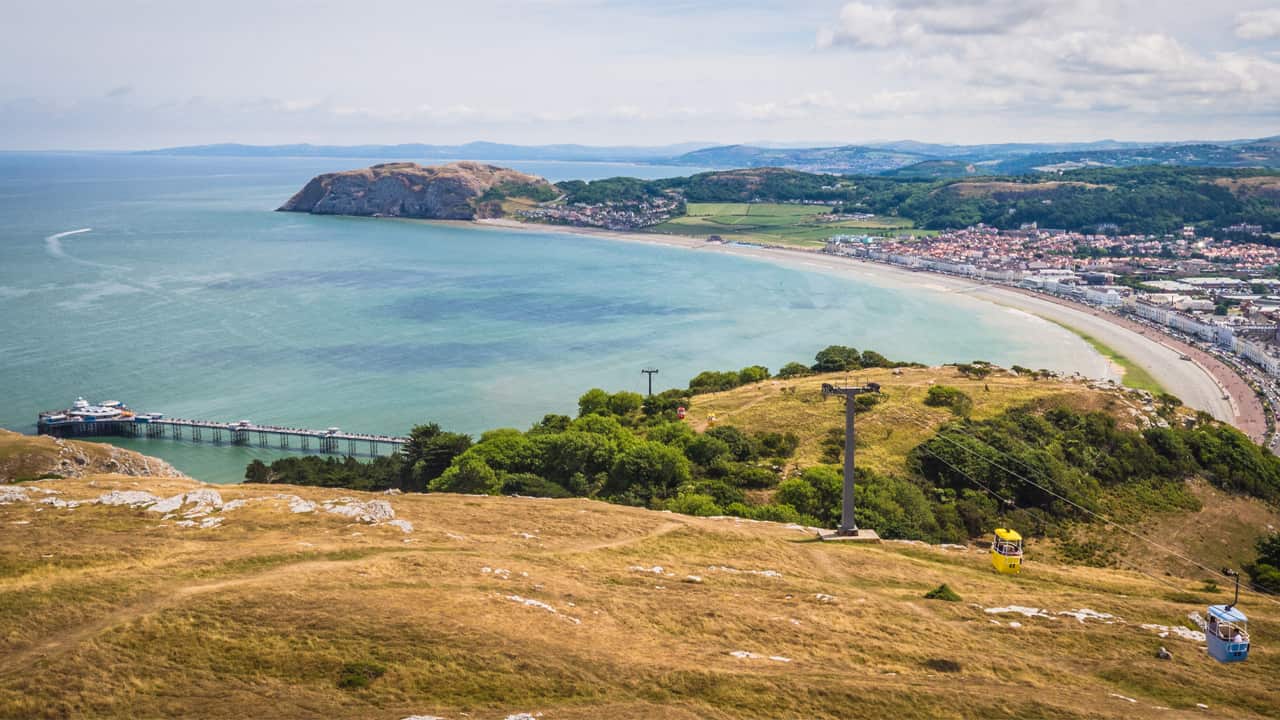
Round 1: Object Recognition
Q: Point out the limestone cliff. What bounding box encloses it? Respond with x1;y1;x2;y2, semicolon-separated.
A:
277;161;553;219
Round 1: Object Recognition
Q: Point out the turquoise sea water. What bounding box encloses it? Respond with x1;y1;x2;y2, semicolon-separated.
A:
0;153;1101;482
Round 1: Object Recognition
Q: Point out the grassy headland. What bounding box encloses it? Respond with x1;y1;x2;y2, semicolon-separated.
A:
1;472;1278;719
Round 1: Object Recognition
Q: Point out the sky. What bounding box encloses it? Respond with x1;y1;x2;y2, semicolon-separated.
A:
1;0;1278;149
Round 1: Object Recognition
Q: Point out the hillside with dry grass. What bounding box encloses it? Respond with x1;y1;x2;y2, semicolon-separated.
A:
685;365;1152;475
0;429;184;482
1;471;1278;720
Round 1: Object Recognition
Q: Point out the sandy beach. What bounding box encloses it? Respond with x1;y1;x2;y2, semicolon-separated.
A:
476;218;1263;436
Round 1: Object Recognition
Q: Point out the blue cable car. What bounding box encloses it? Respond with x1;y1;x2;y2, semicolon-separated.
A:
1205;570;1250;664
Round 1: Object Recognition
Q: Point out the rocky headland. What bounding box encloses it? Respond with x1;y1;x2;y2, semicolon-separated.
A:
277;161;554;220
0;428;185;481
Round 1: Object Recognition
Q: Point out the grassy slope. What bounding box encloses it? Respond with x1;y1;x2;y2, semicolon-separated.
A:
1;474;1277;720
0;429;184;481
650;202;925;247
685;366;1144;475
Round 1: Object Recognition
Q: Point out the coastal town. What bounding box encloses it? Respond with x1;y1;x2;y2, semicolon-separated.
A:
516;195;684;231
825;224;1280;448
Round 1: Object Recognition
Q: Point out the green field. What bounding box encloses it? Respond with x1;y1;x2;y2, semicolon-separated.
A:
650;202;928;247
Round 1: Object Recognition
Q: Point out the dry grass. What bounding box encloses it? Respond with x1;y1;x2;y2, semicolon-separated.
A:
2;473;1275;719
686;366;1146;474
0;429;184;482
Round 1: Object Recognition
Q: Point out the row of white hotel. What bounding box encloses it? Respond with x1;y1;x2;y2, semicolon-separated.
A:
827;242;1280;378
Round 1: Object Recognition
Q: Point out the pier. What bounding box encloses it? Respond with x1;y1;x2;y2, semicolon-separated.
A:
38;399;406;457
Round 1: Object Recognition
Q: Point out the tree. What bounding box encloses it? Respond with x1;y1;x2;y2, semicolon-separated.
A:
777;362;812;379
860;350;890;368
533;430;617;484
813;345;861;372
578;388;611;417
605;441;692;503
685;434;732;466
607;391;644;417
401;423;473;491
430;454;501;495
706;425;758;461
470;428;539;474
530;414;572;434
1250;532;1280;592
244;459;271;483
738;365;770;384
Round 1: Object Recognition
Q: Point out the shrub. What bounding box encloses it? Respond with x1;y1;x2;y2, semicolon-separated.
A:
430;454;501;495
501;472;572;498
923;659;961;673
685;434;732;466
666;492;724;517
776;362;812;379
756;431;800;458
924;583;962;602
337;661;386;689
706;426;758;461
923;385;972;417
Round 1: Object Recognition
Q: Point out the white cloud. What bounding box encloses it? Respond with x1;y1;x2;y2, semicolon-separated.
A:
0;1;1277;147
1236;8;1280;40
817;1;1280;125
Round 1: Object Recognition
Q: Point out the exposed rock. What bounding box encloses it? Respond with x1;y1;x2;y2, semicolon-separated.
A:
277;161;553;220
94;490;161;508
323;498;396;523
1156;646;1173;660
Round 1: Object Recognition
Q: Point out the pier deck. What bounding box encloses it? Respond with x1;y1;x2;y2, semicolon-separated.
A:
37;413;407;457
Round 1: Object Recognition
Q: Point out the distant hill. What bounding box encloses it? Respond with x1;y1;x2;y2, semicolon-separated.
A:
136;141;711;162
677;138;1280;176
670;144;926;173
278;161;556;220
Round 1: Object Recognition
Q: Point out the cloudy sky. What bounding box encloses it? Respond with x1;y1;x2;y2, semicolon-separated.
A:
2;0;1278;149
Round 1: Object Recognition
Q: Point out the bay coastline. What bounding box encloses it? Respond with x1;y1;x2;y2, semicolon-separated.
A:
475;217;1259;434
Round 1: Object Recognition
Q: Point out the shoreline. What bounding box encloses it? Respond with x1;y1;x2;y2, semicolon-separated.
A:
474;218;1264;439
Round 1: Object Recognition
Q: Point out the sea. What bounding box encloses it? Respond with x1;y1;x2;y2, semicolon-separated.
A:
0;153;1106;482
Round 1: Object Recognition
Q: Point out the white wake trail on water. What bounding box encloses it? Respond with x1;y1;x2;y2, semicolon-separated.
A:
44;228;127;270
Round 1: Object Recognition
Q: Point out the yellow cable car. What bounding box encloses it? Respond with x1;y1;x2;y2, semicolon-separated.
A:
990;528;1023;575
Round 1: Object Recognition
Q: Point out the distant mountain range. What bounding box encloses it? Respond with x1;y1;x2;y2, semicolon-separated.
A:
668;138;1280;176
138;135;1280;176
135;141;711;163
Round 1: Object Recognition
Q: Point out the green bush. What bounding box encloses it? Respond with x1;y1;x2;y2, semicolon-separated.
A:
666;492;724;517
923;385;972;417
924;583;962;602
337;661;386;689
776;362;812;379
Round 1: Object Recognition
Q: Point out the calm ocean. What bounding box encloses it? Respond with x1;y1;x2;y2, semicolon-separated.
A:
0;153;1104;481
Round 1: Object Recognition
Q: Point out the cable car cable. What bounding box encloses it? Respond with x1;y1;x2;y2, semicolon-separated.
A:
882;407;1245;618
879;405;1280;607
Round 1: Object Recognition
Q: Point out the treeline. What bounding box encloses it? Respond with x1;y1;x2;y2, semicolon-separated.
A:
245;355;1280;548
479;180;559;204
556;166;1280;235
686;344;916;395
896;167;1280;235
244;344;908;521
556;177;669;205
